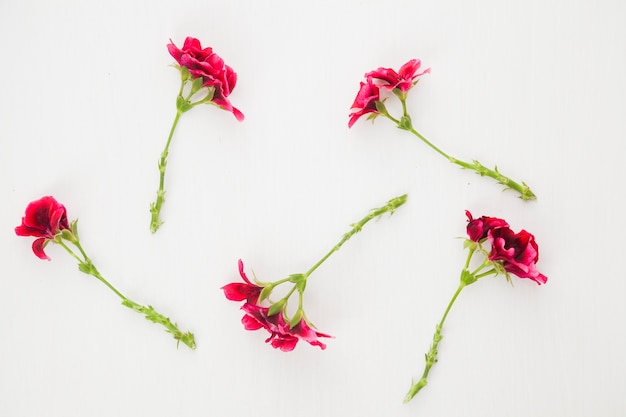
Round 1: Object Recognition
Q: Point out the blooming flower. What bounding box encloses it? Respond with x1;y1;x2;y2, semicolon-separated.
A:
15;196;70;260
167;37;244;121
465;210;509;242
223;195;407;352
365;59;430;93
16;196;196;348
348;78;381;128
349;60;536;201
221;260;264;304
241;303;331;352
488;227;548;285
150;37;245;233
404;211;547;403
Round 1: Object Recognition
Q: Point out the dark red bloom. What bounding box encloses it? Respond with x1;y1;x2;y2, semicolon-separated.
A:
365;59;430;93
167;37;244;121
15;196;69;260
221;260;263;304
240;303;332;351
348;78;381;128
488;227;548;285
465;210;509;242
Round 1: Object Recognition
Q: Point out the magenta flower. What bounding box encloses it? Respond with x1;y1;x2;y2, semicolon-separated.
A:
222;195;407;353
366;59;431;93
488;227;548;285
241;303;331;352
150;37;245;233
15;196;196;348
349;59;536;201
348;78;381;128
15;196;70;260
465;210;509;243
167;37;244;121
221;260;264;304
404;211;547;403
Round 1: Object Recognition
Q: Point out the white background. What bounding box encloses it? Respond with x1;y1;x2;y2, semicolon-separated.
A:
1;0;625;416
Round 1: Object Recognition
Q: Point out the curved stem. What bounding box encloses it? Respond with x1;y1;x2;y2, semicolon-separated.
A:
408;127;453;160
304;194;407;277
149;109;183;233
406;126;536;201
58;237;196;349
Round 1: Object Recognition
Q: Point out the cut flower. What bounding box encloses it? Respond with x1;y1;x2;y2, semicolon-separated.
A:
15;196;70;260
167;37;243;121
222;194;408;352
349;59;536;201
16;196;196;349
149;36;244;233
404;211;547;403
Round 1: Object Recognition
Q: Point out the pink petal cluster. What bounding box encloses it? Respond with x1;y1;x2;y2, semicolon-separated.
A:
366;59;430;93
488;227;548;285
222;260;332;351
15;196;69;260
241;304;331;352
348;80;381;128
465;211;547;285
168;37;244;121
222;260;263;304
349;59;430;128
465;210;509;242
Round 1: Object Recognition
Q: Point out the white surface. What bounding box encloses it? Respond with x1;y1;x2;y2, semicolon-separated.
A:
1;0;625;416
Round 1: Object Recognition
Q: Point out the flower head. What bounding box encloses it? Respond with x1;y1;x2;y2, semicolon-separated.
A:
167;37;244;121
366;59;430;93
15;196;69;260
488;227;548;285
465;210;509;242
348;78;381;128
221;260;264;304
241;303;332;352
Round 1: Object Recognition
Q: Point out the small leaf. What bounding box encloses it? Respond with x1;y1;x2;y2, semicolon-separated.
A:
258;286;273;303
190;77;204;95
289;309;303;329
268;299;286;316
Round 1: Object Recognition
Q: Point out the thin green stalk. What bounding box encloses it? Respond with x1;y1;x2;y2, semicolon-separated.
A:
57;235;196;349
381;103;536;200
408;126;535;200
304;194;407;277
149;109;183;233
403;283;465;403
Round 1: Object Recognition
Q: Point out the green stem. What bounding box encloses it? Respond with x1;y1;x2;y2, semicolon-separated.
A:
58;237;196;349
304;194;407;277
149;109;183;233
404;283;465;403
404;125;536;201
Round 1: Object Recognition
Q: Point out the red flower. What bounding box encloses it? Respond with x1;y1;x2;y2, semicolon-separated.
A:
167;37;244;121
365;59;430;93
348;78;381;128
488;227;548;285
241;303;331;351
465;210;509;242
15;196;69;260
221;260;263;304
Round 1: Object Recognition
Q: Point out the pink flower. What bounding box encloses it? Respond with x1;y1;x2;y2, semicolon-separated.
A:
15;196;69;260
348;78;381;128
366;59;430;93
241;303;331;351
221;260;263;304
488;227;548;285
167;37;244;121
465;210;509;242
